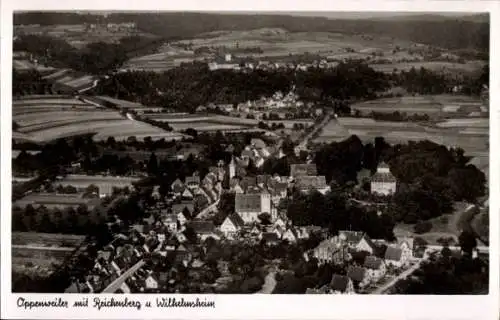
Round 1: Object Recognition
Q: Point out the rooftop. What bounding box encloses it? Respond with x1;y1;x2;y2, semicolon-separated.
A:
235;193;262;213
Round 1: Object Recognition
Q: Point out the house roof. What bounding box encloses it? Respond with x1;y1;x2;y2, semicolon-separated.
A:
339;231;365;245
347;266;366;283
295;176;328;190
188;220;215;234
371;171;397;183
241;176;258;190
364;255;384;269
257;175;271;186
290;164;318;177
185;176;200;185
261;232;279;242
172;203;194;215
330;274;350;292
235;193;261;213
384;246;403;261
227;213;245;228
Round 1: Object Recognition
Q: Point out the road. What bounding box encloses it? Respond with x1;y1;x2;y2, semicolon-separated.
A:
371;260;424;294
102;259;145;293
257;268;277;294
295;112;334;153
196;199;220;219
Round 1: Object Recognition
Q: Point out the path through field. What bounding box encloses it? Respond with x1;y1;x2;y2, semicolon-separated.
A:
257;267;277;294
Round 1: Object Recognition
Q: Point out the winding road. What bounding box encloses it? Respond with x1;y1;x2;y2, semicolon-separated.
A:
295;112;334;153
257;268;277;294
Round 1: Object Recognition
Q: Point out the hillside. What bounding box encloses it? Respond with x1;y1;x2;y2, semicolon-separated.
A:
14;12;489;52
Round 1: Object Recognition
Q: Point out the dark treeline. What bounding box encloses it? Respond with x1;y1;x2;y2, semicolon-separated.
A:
14;12;489;52
92;62;391;112
13;69;52;96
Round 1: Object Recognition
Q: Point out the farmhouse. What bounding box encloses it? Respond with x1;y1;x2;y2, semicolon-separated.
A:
384;245;411;268
338;231;377;254
363;255;387;281
312;237;352;265
347;266;370;289
370;162;397;196
54;174;141;197
294;176;330;194
208;54;241;71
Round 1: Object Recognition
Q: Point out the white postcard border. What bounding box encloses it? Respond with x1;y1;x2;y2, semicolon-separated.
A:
1;1;498;319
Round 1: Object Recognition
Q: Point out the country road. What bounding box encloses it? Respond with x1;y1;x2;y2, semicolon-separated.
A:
102;259;145;293
295;112;334;152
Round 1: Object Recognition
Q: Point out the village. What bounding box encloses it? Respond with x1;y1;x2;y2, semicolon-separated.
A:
57;135;467;295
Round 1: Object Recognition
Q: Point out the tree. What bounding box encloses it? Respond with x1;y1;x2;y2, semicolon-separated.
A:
147;152;159;176
258;213;272;225
458;231;477;257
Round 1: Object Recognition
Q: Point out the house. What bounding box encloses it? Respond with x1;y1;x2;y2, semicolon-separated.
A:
172;203;194;217
290;164;318;177
330;274;355;294
182;188;194;200
313;237;352;265
260;232;280;245
163;214;178;232
398;238;415;259
171;179;185;195
347;266;370;289
294;176;330;194
235;192;272;224
282;228;299;243
145;275;159;290
338;231;377;254
370;162;397;195
384;246;411;268
185;175;200;189
176;210;190;226
188;220;220;241
220;213;245;239
240;176;258;192
363;255;386;281
274;216;287;229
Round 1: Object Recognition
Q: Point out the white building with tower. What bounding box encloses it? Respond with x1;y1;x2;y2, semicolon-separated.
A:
370;162;397;195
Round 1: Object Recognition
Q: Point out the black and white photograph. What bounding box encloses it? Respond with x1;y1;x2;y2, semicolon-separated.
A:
2;3;498;319
9;10;491;296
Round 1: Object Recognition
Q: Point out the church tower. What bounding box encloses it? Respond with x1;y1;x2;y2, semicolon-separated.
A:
260;188;272;216
229;156;236;179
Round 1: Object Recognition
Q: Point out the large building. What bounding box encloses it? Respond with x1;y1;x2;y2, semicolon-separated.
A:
290;164;318;177
294;176;330;194
370;162;397;195
235;191;272;223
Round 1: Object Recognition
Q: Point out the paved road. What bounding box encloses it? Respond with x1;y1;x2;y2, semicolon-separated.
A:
196;199;220;219
102;259;145;293
257;268;277;294
372;260;424;294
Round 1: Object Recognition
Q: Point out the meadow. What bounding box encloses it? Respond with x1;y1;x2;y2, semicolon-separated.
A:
13;96;184;142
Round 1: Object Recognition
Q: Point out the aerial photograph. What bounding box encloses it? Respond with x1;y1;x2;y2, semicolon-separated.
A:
11;11;489;294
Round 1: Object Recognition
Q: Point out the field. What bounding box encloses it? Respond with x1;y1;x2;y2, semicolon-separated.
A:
13;192;100;210
12;232;85;274
370;60;486;75
124;28;420;72
13;59;55;72
351;94;487;117
13;95;186;142
315;114;488;159
122;43;204;72
42;69;98;92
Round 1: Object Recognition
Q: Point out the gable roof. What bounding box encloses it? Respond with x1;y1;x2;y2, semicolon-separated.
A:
384;246;403;261
371;171;397;183
188;220;215;234
330;274;350;292
339;231;365;245
226;213;245;228
347;266;366;283
185;176;200;185
235;193;261;213
172;203;194;215
295;176;328;190
363;255;384;269
290;164;318;177
251;138;267;149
